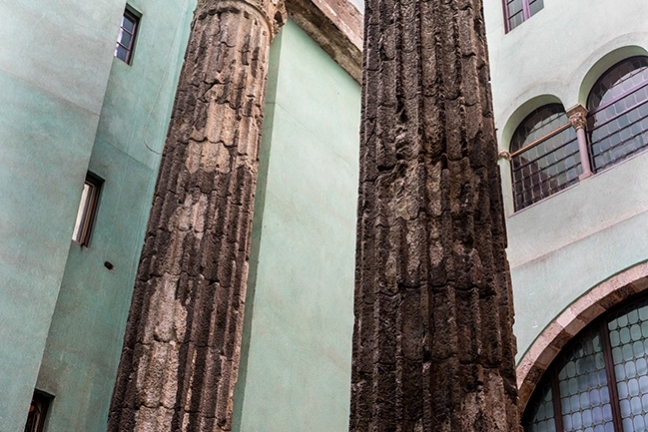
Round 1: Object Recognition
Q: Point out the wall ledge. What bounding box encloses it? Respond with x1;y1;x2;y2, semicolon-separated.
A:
286;0;363;82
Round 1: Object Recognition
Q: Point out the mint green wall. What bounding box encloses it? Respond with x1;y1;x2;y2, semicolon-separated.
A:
0;1;128;430
33;1;195;431
233;20;360;432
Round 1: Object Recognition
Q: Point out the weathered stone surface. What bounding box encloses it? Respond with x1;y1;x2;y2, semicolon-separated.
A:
107;0;285;430
350;0;519;430
287;0;363;82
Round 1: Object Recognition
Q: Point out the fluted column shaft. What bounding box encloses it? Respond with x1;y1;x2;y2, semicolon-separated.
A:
350;0;519;430
108;0;285;430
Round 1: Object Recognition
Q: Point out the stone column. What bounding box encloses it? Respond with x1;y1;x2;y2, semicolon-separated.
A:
567;104;593;179
107;0;285;430
350;0;519;430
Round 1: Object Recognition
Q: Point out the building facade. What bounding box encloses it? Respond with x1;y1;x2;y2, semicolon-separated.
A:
2;0;648;430
486;0;648;430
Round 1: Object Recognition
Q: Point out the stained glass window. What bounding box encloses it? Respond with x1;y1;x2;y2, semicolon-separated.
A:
72;173;103;247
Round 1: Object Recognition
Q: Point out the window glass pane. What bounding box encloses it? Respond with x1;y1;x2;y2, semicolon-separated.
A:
72;183;91;242
507;0;523;16
508;11;525;30
120;31;132;48
510;104;580;210
587;57;648;171
72;174;102;246
529;0;544;16
115;8;138;64
556;328;615;432
609;300;648;430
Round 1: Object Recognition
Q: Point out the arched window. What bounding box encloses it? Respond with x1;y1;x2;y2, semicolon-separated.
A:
510;104;580;210
587;57;648;172
523;294;648;431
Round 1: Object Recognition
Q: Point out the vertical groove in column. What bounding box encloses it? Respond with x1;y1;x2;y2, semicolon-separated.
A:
350;0;519;429
107;0;285;431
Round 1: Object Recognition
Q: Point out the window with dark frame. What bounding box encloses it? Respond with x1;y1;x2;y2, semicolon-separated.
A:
509;104;581;211
523;294;648;432
509;56;648;212
72;173;103;247
504;0;544;32
23;391;52;432
587;56;648;173
115;7;139;64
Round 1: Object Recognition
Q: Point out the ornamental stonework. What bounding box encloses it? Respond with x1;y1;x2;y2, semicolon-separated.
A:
568;105;588;131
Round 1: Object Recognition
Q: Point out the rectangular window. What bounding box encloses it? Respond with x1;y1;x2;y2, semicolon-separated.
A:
72;173;103;246
115;7;139;64
23;391;52;432
504;0;543;32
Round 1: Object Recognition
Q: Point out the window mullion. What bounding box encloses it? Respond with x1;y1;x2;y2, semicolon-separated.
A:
502;0;511;32
550;370;565;432
522;0;532;20
600;320;625;432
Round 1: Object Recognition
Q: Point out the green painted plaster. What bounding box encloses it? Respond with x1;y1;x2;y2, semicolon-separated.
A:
0;68;99;432
0;0;129;427
30;0;195;431
234;19;361;432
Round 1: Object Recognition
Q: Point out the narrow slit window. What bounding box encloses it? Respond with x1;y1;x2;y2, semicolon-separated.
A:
72;173;102;246
23;391;52;432
115;7;139;64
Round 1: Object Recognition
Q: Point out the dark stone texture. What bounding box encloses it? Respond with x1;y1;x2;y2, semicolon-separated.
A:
107;0;285;430
350;0;519;430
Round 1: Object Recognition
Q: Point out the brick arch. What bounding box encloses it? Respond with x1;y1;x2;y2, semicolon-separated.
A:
516;261;648;413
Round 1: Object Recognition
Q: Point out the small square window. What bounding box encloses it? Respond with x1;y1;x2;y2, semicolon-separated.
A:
23;391;52;432
72;173;103;246
503;0;543;32
114;7;140;64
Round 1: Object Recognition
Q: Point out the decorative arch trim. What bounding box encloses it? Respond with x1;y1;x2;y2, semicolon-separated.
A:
516;261;648;413
499;94;566;152
577;44;648;107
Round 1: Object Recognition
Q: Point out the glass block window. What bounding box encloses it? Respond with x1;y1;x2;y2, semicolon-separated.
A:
115;7;139;64
504;0;544;32
587;57;648;172
523;295;648;432
510;104;580;210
